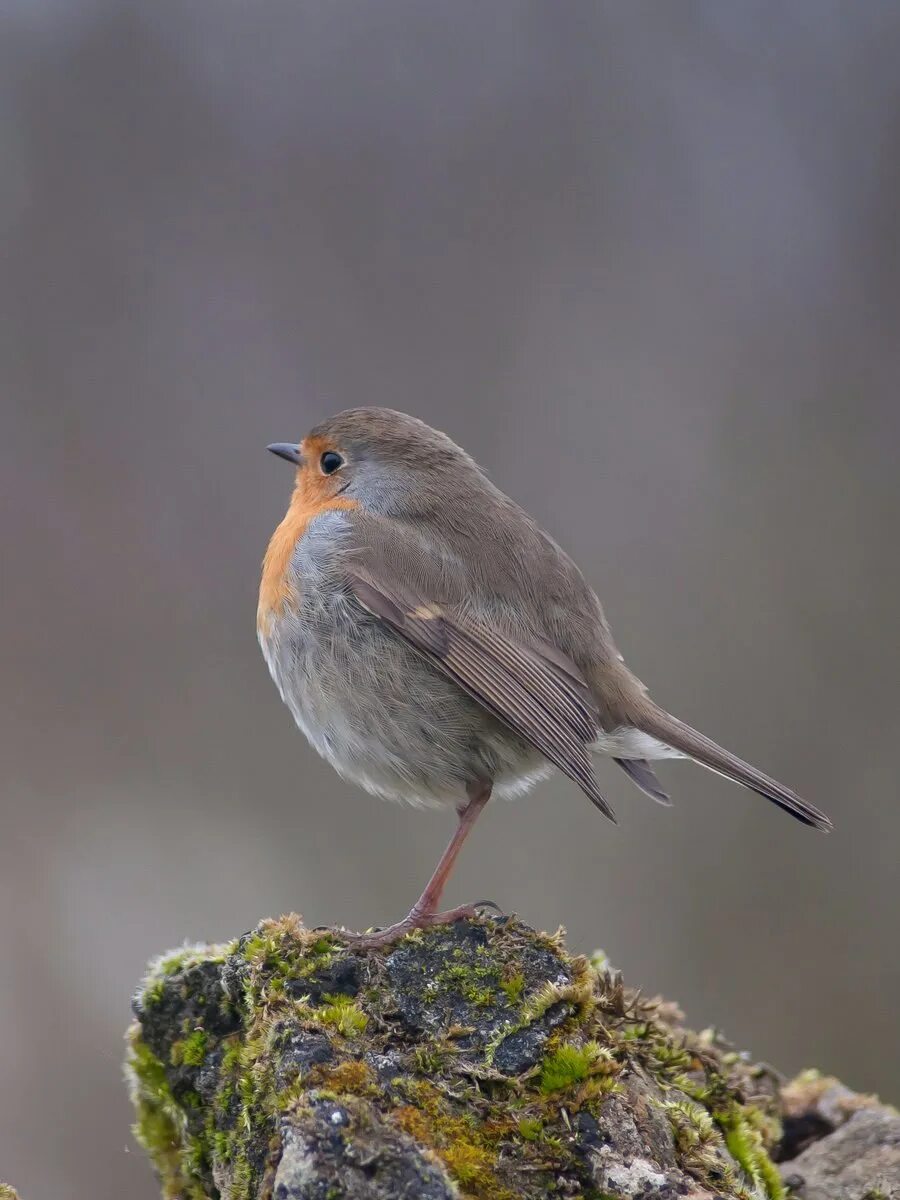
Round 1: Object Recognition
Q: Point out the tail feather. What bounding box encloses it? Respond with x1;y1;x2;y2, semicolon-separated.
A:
633;705;832;831
614;757;672;805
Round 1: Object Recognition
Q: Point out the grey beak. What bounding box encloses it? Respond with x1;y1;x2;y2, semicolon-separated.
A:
267;442;301;466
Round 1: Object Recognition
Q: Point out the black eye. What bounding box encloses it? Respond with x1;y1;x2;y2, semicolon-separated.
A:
320;451;344;475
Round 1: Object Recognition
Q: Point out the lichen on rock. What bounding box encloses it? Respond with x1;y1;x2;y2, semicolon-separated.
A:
125;914;888;1200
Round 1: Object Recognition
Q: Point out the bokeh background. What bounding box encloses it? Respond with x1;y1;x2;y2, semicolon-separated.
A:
2;4;899;1197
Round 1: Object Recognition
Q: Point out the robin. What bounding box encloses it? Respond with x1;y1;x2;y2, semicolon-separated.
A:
259;408;831;945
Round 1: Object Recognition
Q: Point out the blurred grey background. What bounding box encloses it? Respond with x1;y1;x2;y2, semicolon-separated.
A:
1;3;898;1197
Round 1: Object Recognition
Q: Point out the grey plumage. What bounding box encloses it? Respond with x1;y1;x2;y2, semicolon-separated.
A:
259;407;831;833
614;758;672;805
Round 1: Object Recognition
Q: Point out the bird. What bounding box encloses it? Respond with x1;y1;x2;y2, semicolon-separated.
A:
258;408;831;945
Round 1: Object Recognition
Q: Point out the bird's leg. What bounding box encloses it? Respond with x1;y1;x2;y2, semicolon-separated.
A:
347;782;491;949
407;782;491;921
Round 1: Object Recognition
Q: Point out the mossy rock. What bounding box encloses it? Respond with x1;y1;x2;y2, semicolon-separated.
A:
126;914;802;1199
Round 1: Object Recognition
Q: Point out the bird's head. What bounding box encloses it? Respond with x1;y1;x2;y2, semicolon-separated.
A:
267;407;479;517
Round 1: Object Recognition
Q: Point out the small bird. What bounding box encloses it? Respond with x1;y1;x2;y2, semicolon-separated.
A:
259;409;831;945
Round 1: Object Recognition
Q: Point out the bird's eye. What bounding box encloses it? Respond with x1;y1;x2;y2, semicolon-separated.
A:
320;451;344;475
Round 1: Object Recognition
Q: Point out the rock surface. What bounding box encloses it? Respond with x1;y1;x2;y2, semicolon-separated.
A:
781;1107;900;1198
126;914;898;1200
776;1072;900;1199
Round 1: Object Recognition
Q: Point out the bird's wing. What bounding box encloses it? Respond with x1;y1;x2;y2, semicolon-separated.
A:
344;543;615;821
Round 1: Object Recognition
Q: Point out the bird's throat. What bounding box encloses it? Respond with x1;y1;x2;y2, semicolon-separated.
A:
257;482;357;635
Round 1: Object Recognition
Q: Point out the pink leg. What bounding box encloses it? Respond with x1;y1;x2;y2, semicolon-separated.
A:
348;782;491;948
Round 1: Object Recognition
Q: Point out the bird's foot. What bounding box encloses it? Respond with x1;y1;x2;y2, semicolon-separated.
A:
344;902;485;950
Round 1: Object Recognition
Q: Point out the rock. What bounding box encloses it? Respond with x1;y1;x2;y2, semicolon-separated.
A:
778;1087;900;1199
273;1094;457;1199
125;914;896;1200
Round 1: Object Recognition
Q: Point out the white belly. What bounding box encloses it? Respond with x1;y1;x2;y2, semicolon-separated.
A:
258;602;550;808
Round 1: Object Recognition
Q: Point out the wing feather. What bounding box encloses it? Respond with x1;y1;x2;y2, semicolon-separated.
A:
348;565;615;821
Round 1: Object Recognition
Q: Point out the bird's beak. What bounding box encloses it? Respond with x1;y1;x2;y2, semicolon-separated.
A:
267;442;301;466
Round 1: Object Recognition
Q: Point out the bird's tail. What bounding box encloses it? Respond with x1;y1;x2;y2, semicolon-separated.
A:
632;703;833;831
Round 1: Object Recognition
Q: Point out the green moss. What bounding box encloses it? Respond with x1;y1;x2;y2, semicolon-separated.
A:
158;951;194;977
661;1098;735;1186
128;924;307;1198
142;976;166;1007
521;980;570;1024
718;1103;786;1200
588;948;609;972
414;1042;451;1075
539;1041;613;1094
127;914;797;1200
317;993;368;1038
441;1139;500;1189
170;1030;208;1068
127;1031;204;1199
241;916;336;994
153;942;230;980
499;971;526;1006
484;956;600;1071
517;1116;543;1141
648;1039;694;1074
435;957;499;1007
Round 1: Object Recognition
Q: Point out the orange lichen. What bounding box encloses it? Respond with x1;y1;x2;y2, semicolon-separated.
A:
303;1058;376;1099
392;1104;434;1144
389;1082;518;1200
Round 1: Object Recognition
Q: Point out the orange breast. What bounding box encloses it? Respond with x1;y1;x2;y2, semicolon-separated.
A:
257;467;358;635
